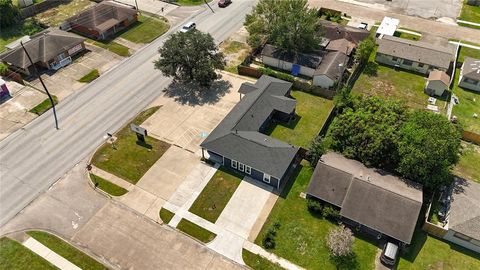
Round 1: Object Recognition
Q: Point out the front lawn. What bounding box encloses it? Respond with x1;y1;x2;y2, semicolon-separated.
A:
177;219;216;243
459;0;480;23
86;39;131;57
91;107;171;184
174;0;211;6
265;90;334;148
90;173;128;196
220;39;251;74
242;249;283;270
160;208;175;224
397;230;480;270
0;19;44;51
453;142;480;183
457;45;480;63
78;69;99;83
0;237;57;270
119;14;170;44
394;31;421;41
29;95;58;115
27;231;108;270
452;68;480;133
34;0;94;27
254;161;377;270
189;167;242;223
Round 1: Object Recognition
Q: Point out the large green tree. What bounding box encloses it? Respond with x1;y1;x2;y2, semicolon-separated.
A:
397;110;461;189
0;0;20;27
354;37;375;64
154;30;225;86
244;0;322;53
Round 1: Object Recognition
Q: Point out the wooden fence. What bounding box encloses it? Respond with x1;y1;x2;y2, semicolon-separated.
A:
462;130;480;145
422;221;448;238
20;0;64;18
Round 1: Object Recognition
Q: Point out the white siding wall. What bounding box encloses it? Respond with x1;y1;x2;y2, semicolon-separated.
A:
444;230;480;253
313;75;335;88
262;56;315;77
375;53;436;74
425;80;447;96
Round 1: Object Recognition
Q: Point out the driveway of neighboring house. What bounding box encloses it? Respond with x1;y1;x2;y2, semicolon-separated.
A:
115;0;178;15
30;44;123;101
0;80;47;140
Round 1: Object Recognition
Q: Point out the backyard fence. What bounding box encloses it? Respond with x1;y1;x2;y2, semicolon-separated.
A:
462;130;480;145
20;0;64;18
422;222;448;238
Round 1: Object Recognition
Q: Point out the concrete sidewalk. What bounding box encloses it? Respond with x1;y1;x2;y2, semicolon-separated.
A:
243;241;305;270
23;237;81;270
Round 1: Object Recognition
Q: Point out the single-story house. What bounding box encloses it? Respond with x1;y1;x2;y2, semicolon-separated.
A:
307;152;423;245
0;29;86;75
320;20;370;45
458;57;480;92
313;51;348;89
261;44;322;77
425;70;450;96
443;179;480;253
376;17;400;37
376;36;454;74
325;38;356;56
64;1;138;40
200;75;300;189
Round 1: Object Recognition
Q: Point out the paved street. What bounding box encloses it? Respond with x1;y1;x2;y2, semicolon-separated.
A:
0;0;257;226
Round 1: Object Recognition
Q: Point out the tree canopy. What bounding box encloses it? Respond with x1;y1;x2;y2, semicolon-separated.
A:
0;0;20;27
354;37;375;64
244;0;323;53
154;30;225;86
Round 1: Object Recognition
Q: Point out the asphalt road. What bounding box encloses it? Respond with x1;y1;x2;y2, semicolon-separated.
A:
0;0;256;226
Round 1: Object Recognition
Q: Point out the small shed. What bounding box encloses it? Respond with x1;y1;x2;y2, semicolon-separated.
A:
426;70;450;96
376;17;399;37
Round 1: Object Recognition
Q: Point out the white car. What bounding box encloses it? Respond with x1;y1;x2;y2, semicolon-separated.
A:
180;22;196;33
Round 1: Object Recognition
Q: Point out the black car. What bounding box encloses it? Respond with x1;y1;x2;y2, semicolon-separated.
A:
218;0;232;7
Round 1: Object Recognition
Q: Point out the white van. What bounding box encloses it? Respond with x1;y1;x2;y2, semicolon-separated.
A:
380;242;399;266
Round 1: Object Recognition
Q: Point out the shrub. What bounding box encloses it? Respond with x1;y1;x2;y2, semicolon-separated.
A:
307;198;323;214
326;225;354;257
363;62;378;76
263;222;281;249
257;67;295;82
0;63;8;75
322;205;341;221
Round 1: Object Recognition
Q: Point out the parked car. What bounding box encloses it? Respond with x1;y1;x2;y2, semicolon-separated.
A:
180;22;196;33
218;0;232;7
380;241;399;266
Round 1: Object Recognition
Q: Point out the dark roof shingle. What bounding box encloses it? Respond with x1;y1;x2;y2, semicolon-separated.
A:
261;44;322;69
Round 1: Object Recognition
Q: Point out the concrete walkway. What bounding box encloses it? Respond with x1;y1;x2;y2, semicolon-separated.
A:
243;241;305;270
457;19;480;27
90;166;133;190
448;41;480;50
23;237;81;270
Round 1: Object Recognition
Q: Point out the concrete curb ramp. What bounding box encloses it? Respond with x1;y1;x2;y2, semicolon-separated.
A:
23;237;81;270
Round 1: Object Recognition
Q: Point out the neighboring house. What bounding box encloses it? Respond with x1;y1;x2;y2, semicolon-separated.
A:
64;1;138;40
201;75;300;189
261;44;322;77
307;152;423;245
458;57;480;92
443;179;480;253
0;29;86;75
313;51;348;89
376;17;399;37
320;20;370;45
425;70;450;96
376;36;454;74
325;38;356;56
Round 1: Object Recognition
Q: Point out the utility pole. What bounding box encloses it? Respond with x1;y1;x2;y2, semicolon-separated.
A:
204;0;214;13
20;41;59;130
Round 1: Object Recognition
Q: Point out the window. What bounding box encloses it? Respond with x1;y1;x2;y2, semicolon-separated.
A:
454;232;472;242
263;174;271;183
402;59;413;66
238;162;245;172
471;239;480;247
231;160;237;169
418;63;424;68
392;57;398;62
245;166;251;175
464;78;479;85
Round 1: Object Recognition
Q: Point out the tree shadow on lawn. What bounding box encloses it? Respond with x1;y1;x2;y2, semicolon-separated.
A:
276;162;304;198
163;79;232;106
330;253;360;270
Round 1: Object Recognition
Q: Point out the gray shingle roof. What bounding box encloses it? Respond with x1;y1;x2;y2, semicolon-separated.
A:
201;76;299;179
449;178;480;241
320;20;370;45
261;44;322;69
462;57;480;81
0;29;85;69
314;51;349;80
377;36;454;70
307;152;423;244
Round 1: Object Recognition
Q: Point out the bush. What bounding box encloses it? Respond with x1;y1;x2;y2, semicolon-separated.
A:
257;67;295;82
307;198;323;214
263;222;281;249
363;62;378;76
322;205;341;221
0;63;8;75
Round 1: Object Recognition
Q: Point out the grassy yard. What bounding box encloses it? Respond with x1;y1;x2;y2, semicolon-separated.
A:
78;69;99;83
159;208;175;224
265;90;334;148
220;39;251;74
29;95;58;115
34;0;94;27
397;230;480;270
91;107;171;184
174;0;211;6
457;44;480;63
242;249;284;270
90;173;128;196
86;39;130;57
459;0;480;23
177;219;216;243
254;161;377;270
189;167;243;223
27;231;107;270
452;68;480;133
0;237;57;269
0;19;44;51
394;31;421;41
119;15;170;44
453;142;480;183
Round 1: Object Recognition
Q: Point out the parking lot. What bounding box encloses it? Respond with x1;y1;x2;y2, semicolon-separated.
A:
351;0;462;19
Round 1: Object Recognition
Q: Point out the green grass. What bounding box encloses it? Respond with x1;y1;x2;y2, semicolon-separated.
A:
242;249;284;270
119;15;170;44
457;45;480;63
394;31;421;41
177;219;216;243
397;230;480;270
34;0;94;27
160;208;175;224
27;231;108;270
220;39;251;74
174;0;211;6
265;90;334;148
0;19;44;51
453;142;480;183
87;39;130;57
189;167;242;223
90;173;128;196
29;96;58;115
458;0;480;23
91;107;171;184
0;237;57;270
254;161;377;270
78;69;100;83
452;68;480;133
